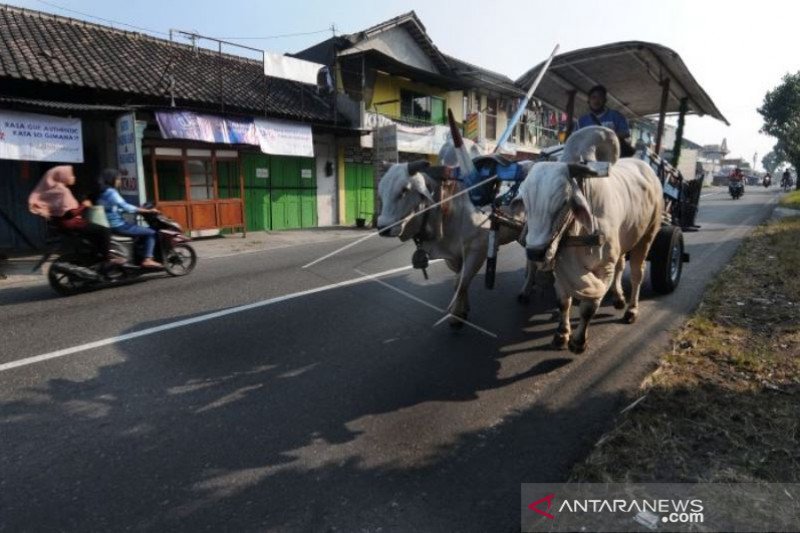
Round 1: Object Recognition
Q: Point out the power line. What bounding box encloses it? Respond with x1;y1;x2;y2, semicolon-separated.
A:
34;0;335;44
215;29;333;40
34;0;169;36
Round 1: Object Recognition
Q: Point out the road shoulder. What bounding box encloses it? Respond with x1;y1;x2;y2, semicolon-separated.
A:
571;212;800;483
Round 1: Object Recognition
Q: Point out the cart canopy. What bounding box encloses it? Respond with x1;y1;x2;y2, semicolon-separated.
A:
516;41;729;125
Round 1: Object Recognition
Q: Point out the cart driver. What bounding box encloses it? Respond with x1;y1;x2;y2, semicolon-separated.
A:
577;85;636;157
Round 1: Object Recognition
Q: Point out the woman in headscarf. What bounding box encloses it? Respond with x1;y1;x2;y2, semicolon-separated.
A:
96;169;162;268
28;165;124;265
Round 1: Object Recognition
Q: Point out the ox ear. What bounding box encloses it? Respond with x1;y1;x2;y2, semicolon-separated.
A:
410;174;435;203
569;181;594;231
407;160;431;176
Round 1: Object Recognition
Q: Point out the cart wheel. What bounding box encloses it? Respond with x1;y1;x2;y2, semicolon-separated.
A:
485;256;496;290
650;226;684;294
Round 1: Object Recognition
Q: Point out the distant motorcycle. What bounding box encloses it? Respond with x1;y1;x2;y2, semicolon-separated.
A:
729;180;744;200
763;176;771;188
38;208;196;296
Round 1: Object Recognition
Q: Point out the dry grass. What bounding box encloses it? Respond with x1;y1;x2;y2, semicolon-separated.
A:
780;190;800;210
572;216;800;483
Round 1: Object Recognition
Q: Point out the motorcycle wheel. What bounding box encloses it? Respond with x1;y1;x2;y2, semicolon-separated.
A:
163;244;197;277
48;256;90;296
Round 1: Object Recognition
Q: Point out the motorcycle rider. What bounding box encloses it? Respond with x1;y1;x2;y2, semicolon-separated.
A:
28;165;125;266
782;169;792;190
95;169;162;268
729;167;745;196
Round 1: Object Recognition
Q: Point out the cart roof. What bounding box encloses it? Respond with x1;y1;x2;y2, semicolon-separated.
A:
516;41;729;125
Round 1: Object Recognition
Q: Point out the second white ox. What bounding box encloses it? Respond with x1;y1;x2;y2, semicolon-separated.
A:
376;159;535;327
518;127;663;353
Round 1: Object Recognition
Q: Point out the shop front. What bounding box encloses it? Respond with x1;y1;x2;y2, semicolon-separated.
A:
149;110;319;234
142;146;245;234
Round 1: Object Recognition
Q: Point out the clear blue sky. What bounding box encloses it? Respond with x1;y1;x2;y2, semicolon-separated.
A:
7;0;799;169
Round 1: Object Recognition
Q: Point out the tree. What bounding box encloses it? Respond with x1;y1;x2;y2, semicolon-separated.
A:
758;72;800;188
761;150;782;174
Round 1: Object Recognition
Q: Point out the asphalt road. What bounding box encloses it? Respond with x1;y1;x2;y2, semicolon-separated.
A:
0;186;783;532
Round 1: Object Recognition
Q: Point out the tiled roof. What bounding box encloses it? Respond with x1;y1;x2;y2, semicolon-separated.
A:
0;4;338;123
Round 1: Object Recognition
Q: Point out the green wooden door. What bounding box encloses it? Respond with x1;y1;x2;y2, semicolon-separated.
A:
344;163;375;225
269;156;316;230
241;153;271;232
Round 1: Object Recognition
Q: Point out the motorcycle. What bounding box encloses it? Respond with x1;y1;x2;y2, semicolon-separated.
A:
37;208;197;296
728;180;744;200
763;176;771;188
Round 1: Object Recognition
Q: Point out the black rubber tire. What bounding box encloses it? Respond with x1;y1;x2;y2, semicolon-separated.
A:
47;256;88;296
164;244;197;277
650;226;684;295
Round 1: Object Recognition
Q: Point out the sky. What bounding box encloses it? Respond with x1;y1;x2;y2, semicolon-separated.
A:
7;0;800;170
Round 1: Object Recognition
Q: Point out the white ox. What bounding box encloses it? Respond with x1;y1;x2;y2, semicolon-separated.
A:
376;158;535;327
518;126;663;353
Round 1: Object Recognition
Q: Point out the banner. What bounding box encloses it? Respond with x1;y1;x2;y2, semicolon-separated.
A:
116;113;146;205
361;112;450;155
155;111;258;145
263;52;324;85
0;110;83;163
254;118;314;158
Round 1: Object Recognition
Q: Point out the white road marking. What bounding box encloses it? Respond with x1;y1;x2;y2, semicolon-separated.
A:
353;267;498;338
0;264;432;373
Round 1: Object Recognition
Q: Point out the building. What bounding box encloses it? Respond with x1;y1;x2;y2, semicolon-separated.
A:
296;11;561;225
0;4;349;251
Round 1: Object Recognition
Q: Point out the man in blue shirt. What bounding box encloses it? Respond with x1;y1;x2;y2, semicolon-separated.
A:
96;169;162;268
577;85;635;156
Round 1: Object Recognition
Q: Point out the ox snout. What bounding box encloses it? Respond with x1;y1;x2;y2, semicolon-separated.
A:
377;224;401;238
526;246;547;262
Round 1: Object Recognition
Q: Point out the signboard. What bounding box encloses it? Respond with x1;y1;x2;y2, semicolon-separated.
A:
156;111;258;145
155;112;314;159
116;113;146;205
465;112;479;142
263;52;324;85
255;168;269;178
254;118;314;158
301;168;313;179
0;110;83;163
361;112;449;155
373;125;398;165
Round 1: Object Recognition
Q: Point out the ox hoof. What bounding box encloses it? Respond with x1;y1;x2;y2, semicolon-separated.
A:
568;339;587;354
552;333;569;350
449;315;466;329
623;310;638;324
613;299;627;310
517;293;531;305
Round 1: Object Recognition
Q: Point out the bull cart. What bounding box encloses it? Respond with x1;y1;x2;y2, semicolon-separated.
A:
476;41;729;294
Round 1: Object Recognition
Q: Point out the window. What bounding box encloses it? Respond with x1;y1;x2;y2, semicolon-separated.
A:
400;90;446;124
485;97;498;140
188;159;214;200
155;159;185;201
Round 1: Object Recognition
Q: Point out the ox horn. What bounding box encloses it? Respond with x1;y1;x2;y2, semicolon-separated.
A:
567;163;599;178
447;108;476;177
